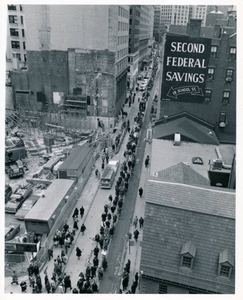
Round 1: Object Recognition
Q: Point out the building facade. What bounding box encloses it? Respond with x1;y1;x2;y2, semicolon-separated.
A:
128;5;154;89
160;19;236;143
6;4;26;67
10;5;129;129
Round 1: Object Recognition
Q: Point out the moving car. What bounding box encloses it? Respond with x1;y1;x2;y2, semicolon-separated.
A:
5;223;21;241
107;160;120;175
15;194;40;220
5;184;33;214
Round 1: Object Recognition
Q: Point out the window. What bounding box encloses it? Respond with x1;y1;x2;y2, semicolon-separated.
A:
9;15;18;24
219;265;231;277
205;89;212;103
22;29;25;37
21;16;24;25
24;54;27;62
20;5;23;11
10;28;19;37
16;53;21;61
8;5;16;10
11;41;20;49
219;112;227;124
222;91;230;105
158;284;167;294
207;68;215;80
23;42;26;50
226;69;234;82
210;45;218;58
229;47;236;60
182;256;192;268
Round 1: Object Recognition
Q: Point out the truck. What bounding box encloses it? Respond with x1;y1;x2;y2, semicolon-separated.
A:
5;184;33;214
100;160;120;189
6;159;24;179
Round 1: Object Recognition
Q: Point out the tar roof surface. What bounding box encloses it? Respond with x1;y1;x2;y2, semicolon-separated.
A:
58;143;91;171
141;179;235;293
24;179;74;221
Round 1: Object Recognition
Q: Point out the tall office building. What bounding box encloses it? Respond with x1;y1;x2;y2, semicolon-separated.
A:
10;5;129;129
189;5;207;26
128;5;154;89
6;4;26;67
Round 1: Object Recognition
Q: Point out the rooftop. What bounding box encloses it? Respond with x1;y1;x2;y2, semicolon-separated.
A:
157;162;210;186
24;179;75;221
140;179;235;294
58;143;91;171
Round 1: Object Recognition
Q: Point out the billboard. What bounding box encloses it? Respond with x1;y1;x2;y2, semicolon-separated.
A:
161;35;211;103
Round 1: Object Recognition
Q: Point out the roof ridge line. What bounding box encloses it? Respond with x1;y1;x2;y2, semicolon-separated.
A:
148;179;235;195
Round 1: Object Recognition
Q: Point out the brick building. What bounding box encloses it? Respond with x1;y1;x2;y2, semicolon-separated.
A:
10;5;129;129
160;18;236;143
140;178;235;294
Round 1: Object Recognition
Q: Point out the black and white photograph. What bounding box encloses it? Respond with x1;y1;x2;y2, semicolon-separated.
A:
2;1;240;296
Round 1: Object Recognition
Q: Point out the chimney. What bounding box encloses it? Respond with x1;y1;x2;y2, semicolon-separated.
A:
188;19;202;37
12;53;19;70
227;14;235;28
214;24;221;38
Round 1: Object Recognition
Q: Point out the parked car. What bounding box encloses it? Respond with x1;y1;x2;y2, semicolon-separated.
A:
5;223;21;241
15;194;40;220
5;184;33;214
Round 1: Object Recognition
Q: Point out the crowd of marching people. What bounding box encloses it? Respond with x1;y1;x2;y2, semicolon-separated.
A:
16;80;150;295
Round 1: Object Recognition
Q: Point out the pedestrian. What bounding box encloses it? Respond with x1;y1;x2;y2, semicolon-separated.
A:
57;255;62;266
133;216;138;228
98;267;103;280
139;217;144;228
72;288;79;293
80;206;85;218
131;281;138;294
73;219;79;230
80;223;86;235
122;276;129;291
91;281;98;293
102;258;108;271
93;245;99;257
20;281;27;292
138;187;143;198
104;204;109;214
105;220;110;228
36;275;42;293
113;214;118;224
76;247;82;260
108;194;113;202
45;277;51;294
111;205;116;214
125;259;131;273
93;257;99;267
85;266;91;279
11;271;19;285
73;207;79;219
48;248;53;261
135;272;139;282
99;237;104;249
63;223;69;232
95;233;100;245
107;212;112;221
95;169;100;179
29;274;35;288
91;265;97;278
64;275;72;293
101;161;105;171
134;229;139;242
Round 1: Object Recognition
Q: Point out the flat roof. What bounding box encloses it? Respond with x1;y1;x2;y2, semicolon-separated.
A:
58;143;91;171
151;139;226;180
24;179;75;221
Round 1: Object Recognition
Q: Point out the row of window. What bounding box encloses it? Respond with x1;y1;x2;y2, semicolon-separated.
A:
118;21;128;31
118;6;129;19
8;5;22;11
118;35;128;46
210;45;236;59
10;28;25;37
11;41;25;50
117;58;128;74
13;53;27;62
204;89;231;105
9;15;24;25
208;68;234;81
118;47;128;60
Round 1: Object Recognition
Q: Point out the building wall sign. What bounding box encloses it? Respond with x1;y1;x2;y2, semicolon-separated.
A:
161;35;211;103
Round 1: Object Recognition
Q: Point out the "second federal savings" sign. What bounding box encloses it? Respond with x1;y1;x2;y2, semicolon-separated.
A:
161;34;211;103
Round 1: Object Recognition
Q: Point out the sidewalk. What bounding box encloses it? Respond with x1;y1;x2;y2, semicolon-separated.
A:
4;99;135;294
